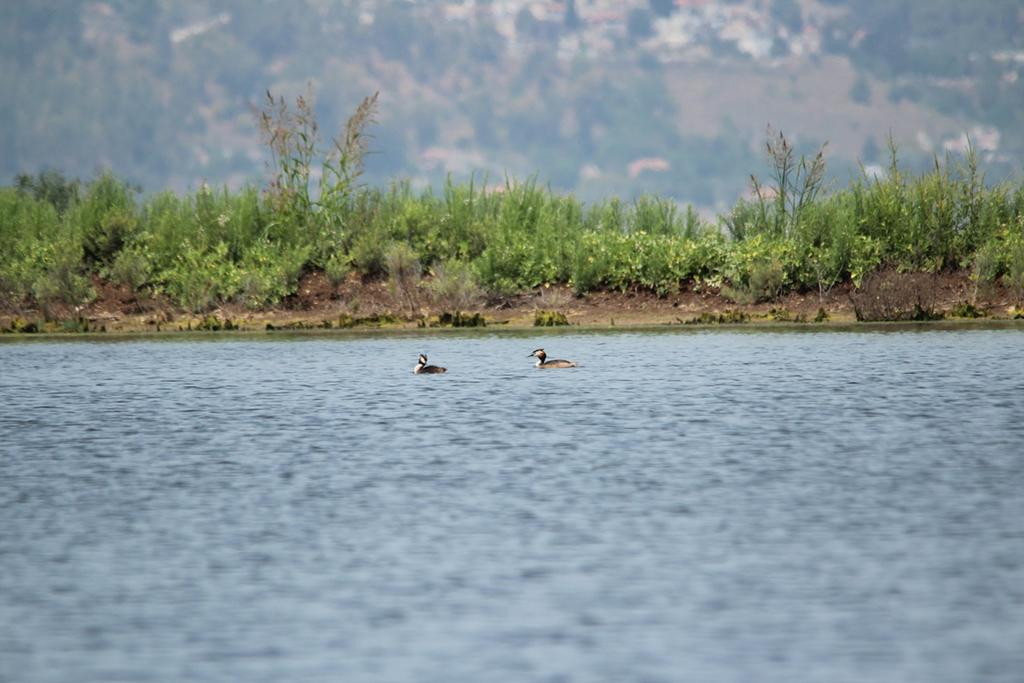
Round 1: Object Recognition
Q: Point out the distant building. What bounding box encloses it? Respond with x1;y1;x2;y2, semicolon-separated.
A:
169;12;231;44
942;127;1000;155
628;157;671;179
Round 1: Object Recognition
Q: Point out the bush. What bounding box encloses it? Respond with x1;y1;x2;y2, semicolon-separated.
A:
384;242;422;314
2;122;1023;316
1005;229;1024;305
849;270;943;322
237;240;310;309
0;189;64;304
15;170;81;215
31;236;96;316
106;245;152;290
73;172;139;265
160;242;241;313
684;310;749;324
349;228;390;276
434;311;485;327
428;259;482;311
971;238;1002;302
721;234;798;303
534;310;569;326
324;251;351;286
950;302;983;318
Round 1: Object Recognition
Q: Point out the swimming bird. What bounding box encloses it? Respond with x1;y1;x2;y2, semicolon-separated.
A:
528;348;576;369
413;353;447;374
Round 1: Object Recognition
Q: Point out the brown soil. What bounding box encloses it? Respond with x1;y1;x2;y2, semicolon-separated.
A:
1;270;1021;335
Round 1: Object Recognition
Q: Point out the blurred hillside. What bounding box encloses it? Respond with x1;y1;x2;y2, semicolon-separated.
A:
2;0;1022;207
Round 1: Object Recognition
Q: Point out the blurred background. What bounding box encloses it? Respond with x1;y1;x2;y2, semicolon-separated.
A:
2;0;1023;210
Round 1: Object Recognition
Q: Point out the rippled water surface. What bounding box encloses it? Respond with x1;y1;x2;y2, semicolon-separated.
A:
2;328;1023;682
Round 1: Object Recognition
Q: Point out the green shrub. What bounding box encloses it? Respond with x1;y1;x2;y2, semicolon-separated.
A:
160;241;241;312
3;317;41;333
434;311;485;327
534;310;569;326
971;238;1002;301
437;175;488;260
384;241;422;314
721;198;762;242
349;227;390;276
15;170;81;215
848;235;884;288
684;310;749;325
568;232;609;294
2;122;1023;315
721;234;798;303
195;315;237;331
324;251;352;286
630;195;681;236
237;240;310;309
31;237;95;316
950;302;983;318
1005;228;1024;305
0;189;93;314
73;172;139;265
769;307;807;322
106;245;152;290
428;259;482;310
0;189;64;304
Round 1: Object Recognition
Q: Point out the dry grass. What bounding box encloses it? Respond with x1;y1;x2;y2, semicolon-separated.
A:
849;270;943;321
534;285;573;310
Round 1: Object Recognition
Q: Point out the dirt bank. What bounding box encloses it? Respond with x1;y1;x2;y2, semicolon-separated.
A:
2;270;1022;335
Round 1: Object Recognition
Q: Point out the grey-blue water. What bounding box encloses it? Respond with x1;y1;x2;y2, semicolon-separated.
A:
1;328;1023;683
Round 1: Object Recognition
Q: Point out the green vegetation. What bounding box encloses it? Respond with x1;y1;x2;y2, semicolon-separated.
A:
534;310;570;327
433;311;486;328
684;310;750;325
3;95;1024;321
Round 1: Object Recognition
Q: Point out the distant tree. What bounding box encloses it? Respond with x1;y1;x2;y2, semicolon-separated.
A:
15;170;81;215
648;0;675;19
627;8;654;40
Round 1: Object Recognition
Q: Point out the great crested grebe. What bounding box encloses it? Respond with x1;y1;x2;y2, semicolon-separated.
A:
528;348;577;369
413;354;447;374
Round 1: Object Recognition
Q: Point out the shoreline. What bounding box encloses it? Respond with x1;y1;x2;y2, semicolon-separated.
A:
3;271;1023;339
3;318;1024;344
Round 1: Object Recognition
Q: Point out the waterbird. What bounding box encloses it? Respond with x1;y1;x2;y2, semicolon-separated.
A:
528;348;577;369
414;353;447;374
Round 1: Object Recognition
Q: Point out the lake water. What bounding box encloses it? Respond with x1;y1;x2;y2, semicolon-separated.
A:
1;327;1023;683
